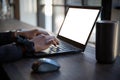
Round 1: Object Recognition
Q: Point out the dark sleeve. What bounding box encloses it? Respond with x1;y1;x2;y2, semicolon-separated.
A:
0;43;23;63
0;32;15;46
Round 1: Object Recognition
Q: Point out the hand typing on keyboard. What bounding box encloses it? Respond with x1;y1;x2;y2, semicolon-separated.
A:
50;45;60;52
31;34;59;52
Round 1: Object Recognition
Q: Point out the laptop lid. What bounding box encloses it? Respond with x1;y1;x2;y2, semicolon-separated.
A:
57;6;101;51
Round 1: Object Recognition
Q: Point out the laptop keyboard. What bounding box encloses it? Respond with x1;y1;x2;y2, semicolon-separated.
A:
34;40;81;57
49;40;80;53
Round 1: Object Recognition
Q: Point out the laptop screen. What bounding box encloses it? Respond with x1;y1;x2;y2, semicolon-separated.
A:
58;7;100;45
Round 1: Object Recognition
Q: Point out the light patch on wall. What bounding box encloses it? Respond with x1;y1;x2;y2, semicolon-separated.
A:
44;0;52;32
23;0;37;13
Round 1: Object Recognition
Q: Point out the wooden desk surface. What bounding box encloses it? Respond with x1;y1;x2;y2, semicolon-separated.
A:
1;19;120;80
3;45;120;80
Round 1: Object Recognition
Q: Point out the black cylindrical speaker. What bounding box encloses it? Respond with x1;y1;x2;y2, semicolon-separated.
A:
96;20;119;64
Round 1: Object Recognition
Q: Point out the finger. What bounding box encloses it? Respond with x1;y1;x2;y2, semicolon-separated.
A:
46;39;57;46
52;39;58;46
46;39;53;45
50;36;59;44
51;36;59;45
54;38;59;45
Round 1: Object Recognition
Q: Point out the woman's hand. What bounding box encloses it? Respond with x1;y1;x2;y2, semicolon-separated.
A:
30;34;59;52
16;29;49;39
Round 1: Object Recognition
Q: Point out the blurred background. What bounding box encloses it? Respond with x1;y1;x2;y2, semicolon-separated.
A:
0;0;120;45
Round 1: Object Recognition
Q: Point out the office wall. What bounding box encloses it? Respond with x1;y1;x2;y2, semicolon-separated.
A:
19;0;37;26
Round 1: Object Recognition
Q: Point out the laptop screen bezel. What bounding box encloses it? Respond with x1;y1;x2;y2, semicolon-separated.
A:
57;6;101;51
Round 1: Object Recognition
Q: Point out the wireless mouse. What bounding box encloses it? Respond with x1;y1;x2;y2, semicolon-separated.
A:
32;58;60;73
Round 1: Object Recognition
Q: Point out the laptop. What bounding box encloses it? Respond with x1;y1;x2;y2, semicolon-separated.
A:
34;6;101;57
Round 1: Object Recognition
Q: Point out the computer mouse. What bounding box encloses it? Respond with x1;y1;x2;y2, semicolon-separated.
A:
32;58;60;73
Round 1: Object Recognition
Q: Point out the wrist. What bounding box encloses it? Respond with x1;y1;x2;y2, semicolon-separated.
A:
16;31;24;37
16;35;35;56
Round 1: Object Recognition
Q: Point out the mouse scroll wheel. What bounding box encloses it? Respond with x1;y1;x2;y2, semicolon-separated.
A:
32;62;41;72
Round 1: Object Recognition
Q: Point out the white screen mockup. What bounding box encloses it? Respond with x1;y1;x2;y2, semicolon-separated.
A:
59;8;99;45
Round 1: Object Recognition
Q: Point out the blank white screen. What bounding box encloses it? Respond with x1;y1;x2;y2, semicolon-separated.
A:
59;8;99;45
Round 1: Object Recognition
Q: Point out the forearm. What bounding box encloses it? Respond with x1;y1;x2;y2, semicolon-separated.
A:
0;44;23;63
0;31;35;63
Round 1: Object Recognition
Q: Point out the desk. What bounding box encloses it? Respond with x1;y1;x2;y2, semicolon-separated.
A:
2;45;120;80
1;19;120;80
